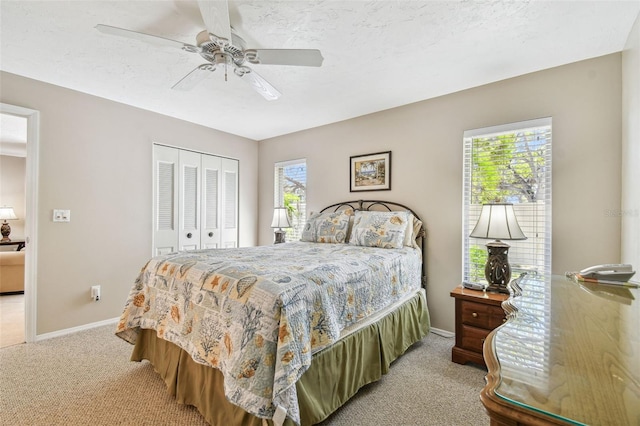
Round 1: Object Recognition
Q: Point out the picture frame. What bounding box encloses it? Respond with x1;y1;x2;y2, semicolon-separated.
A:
350;151;391;192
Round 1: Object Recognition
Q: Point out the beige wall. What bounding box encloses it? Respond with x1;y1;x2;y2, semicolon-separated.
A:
0;48;632;336
0;154;26;248
258;54;623;333
0;72;259;335
622;13;640;283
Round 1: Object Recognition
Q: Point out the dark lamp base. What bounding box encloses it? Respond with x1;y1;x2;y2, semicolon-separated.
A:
484;240;512;294
1;221;11;242
274;229;286;244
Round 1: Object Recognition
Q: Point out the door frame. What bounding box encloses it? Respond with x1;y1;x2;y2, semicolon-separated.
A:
1;103;39;343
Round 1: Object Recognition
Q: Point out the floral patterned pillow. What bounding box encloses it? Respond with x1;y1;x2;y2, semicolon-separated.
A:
301;209;353;243
348;210;409;249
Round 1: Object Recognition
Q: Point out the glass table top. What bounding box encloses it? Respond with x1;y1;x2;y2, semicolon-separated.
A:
492;274;639;425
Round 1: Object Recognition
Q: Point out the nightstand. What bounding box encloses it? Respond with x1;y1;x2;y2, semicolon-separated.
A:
450;286;508;367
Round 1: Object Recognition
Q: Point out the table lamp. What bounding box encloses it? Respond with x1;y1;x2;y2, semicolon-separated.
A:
0;206;18;242
271;207;291;244
469;203;527;293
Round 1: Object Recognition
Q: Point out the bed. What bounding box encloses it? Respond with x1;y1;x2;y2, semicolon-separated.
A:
116;200;430;426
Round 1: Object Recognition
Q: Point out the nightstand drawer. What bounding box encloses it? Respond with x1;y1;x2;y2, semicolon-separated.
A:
451;286;508;366
460;324;491;353
461;300;506;329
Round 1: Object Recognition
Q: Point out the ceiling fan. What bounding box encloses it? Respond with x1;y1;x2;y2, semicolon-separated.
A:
95;0;323;100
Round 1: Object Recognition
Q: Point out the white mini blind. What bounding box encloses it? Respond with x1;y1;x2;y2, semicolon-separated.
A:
157;162;174;231
493;276;550;387
462;118;552;283
183;165;198;230
274;159;307;241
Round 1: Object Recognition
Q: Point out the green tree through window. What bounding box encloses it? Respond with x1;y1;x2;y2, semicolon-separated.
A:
463;119;552;283
472;132;547;204
274;160;307;241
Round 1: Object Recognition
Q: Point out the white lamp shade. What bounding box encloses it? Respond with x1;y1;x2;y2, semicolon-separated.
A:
271;207;291;228
0;207;17;221
469;203;527;240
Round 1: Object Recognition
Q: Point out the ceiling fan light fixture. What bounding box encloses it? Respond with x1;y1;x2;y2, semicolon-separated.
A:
213;52;229;66
96;0;322;100
244;50;259;64
200;64;216;72
196;30;212;47
234;66;250;77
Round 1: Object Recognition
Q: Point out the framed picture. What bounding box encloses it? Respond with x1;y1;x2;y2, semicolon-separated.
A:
350;151;391;192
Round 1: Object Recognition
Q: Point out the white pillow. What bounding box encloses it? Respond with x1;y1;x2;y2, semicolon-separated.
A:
403;213;424;249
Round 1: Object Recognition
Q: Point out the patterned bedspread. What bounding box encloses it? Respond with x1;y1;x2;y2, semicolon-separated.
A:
116;242;422;425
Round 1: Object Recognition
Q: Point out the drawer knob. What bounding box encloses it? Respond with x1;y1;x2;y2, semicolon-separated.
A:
502;318;506;323
472;312;478;318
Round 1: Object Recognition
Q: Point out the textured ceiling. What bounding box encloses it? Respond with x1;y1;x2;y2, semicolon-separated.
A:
1;1;639;141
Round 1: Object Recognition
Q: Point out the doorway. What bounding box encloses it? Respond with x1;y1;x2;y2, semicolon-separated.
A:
0;104;39;346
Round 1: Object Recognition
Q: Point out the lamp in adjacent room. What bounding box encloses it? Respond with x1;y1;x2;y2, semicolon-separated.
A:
271;207;291;244
469;203;527;294
0;207;18;242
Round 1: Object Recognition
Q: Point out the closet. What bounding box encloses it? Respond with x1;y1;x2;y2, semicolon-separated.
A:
153;144;238;255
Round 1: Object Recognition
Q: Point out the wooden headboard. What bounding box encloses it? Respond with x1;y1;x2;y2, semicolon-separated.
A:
319;200;427;287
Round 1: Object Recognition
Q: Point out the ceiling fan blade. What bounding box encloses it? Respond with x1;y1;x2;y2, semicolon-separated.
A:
245;49;324;67
239;70;281;101
95;24;199;52
172;64;216;91
197;0;232;44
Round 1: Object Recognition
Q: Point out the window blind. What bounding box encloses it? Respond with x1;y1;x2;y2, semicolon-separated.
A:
462;118;552;283
493;277;550;387
274;159;307;241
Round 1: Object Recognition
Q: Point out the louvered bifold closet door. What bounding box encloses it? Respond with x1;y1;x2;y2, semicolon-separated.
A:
220;158;239;248
153;145;238;254
200;154;222;249
153;145;179;256
179;150;201;251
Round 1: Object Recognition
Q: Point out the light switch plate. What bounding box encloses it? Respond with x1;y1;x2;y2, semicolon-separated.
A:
53;209;71;222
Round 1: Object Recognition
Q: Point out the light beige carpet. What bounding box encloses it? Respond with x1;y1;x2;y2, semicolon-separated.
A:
0;294;24;349
0;325;489;425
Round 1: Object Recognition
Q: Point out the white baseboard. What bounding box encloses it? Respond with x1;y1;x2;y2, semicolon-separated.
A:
430;327;455;338
35;317;119;342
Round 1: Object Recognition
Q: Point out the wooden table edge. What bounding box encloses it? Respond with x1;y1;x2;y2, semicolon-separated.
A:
480;320;573;426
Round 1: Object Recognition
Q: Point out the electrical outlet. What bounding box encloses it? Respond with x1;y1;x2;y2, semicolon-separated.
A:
53;209;71;222
91;285;101;301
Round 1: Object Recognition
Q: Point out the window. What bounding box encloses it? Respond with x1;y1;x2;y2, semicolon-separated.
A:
274;159;307;241
462;118;552;283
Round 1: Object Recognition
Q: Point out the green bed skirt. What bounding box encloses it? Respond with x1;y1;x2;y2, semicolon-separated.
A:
131;290;430;426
